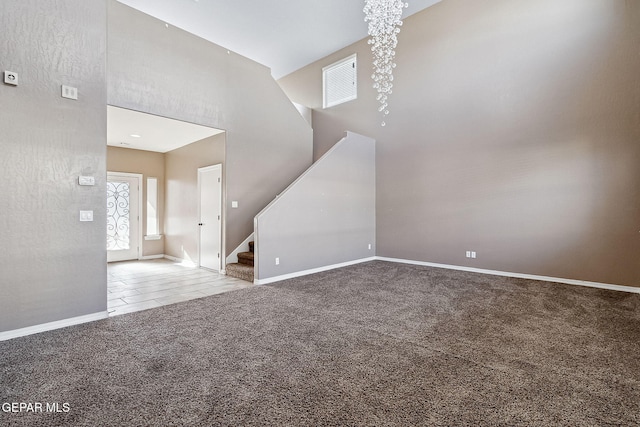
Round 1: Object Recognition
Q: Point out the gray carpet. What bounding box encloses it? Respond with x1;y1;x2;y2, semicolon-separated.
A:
1;261;639;426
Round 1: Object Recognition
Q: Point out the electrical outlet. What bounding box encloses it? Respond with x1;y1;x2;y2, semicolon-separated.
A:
368;244;372;250
79;210;93;222
471;251;476;259
466;251;471;258
61;85;78;100
4;71;18;86
275;257;280;265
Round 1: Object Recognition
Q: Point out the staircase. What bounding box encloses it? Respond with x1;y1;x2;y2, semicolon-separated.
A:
225;241;254;282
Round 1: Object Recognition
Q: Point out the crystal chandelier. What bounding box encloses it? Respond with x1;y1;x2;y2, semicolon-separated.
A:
364;0;408;126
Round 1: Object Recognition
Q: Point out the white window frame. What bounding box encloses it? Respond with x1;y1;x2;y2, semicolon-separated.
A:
323;53;357;109
145;177;160;239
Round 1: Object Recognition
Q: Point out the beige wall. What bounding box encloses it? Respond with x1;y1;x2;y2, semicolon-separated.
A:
107;146;165;257
164;135;226;263
279;0;640;287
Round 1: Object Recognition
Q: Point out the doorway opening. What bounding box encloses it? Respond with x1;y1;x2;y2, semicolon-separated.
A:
106;105;227;313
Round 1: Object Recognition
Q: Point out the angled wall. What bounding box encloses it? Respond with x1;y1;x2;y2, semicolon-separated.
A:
0;1;107;332
279;0;640;287
107;1;313;257
255;132;376;282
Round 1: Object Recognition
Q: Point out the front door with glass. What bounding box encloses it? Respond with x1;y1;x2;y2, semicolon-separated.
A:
107;172;141;263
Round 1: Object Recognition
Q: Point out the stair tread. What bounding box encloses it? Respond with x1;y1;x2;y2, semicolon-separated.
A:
226;263;253;271
237;251;254;260
226;262;254;283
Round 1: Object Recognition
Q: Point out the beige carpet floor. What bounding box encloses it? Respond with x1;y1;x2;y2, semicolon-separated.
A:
1;261;638;426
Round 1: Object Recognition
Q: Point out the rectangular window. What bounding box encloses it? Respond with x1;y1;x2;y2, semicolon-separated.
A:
146;177;159;237
323;54;357;108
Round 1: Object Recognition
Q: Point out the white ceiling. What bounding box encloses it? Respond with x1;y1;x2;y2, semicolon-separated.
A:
116;0;443;79
107;106;224;153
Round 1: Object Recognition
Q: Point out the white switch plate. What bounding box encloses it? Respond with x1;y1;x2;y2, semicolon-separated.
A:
4;71;18;85
78;176;95;186
231;201;238;208
62;85;78;100
80;210;93;222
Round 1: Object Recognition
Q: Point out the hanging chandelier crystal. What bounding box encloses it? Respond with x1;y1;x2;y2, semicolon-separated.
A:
364;0;408;126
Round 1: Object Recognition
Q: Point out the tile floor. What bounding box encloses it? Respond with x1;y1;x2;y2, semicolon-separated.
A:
107;259;253;316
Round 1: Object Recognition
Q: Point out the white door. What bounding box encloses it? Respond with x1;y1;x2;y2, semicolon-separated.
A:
198;165;222;271
107;172;142;263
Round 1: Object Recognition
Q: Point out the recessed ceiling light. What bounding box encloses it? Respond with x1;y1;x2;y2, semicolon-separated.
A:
130;134;141;138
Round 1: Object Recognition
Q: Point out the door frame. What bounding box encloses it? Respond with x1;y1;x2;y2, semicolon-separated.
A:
197;164;223;271
107;171;143;262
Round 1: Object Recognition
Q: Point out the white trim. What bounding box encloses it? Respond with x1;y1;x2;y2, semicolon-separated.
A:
0;311;108;342
323;53;357;108
140;254;164;260
197;164;223;272
164;254;197;267
254;257;376;285
226;233;254;265
144;234;162;241
375;257;640;294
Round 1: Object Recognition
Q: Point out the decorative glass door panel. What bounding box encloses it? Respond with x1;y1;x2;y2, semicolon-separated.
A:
107;181;130;251
107;173;140;263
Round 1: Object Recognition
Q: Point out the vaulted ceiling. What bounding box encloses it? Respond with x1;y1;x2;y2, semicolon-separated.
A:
116;0;442;79
109;0;442;152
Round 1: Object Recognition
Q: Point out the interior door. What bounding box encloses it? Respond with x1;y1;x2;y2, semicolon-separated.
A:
107;172;141;263
198;165;222;271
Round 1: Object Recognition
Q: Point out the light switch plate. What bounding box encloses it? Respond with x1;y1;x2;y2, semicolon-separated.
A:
80;210;94;222
4;71;18;86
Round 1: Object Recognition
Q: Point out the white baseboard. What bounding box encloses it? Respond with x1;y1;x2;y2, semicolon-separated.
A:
0;311;109;342
140;254;164;260
255;257;377;285
164;255;197;267
376;257;640;294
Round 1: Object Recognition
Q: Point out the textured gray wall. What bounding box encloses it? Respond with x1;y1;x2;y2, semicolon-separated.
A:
0;0;107;331
107;1;313;255
279;0;640;287
255;132;376;280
